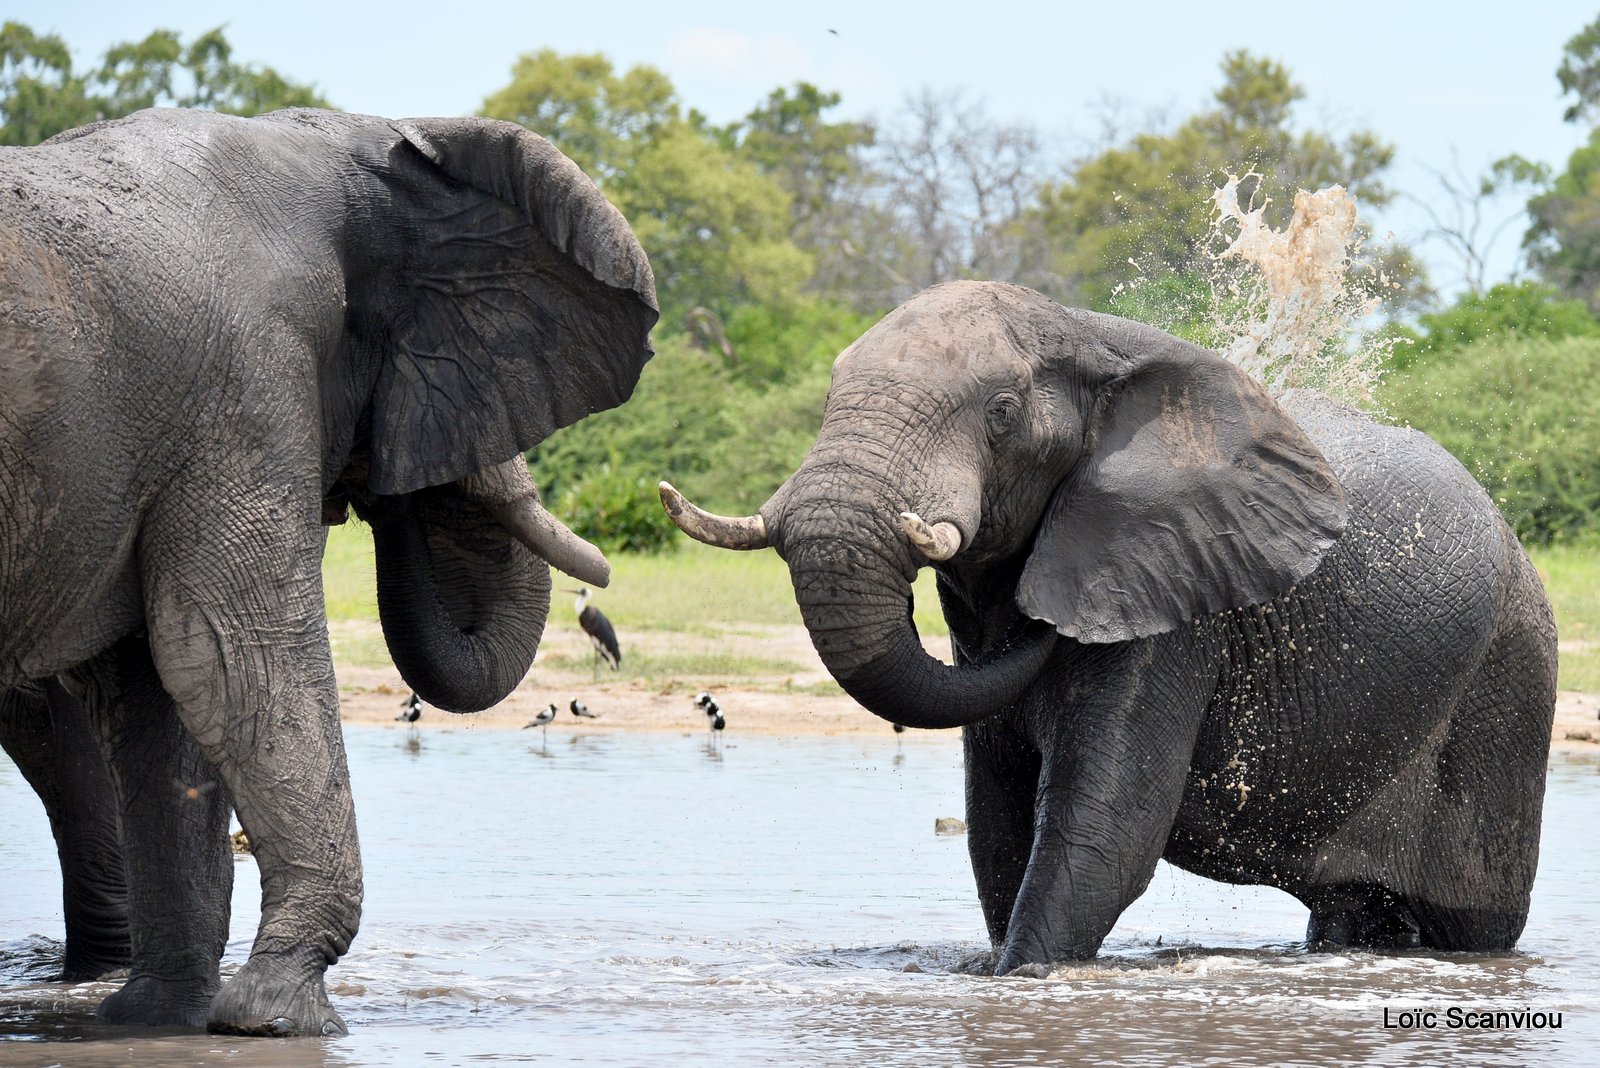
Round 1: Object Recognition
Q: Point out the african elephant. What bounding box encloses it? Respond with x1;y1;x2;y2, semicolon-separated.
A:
662;280;1557;974
0;107;656;1033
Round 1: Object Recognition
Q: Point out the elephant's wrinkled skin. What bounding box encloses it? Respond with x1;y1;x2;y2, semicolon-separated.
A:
0;108;657;1033
667;281;1556;973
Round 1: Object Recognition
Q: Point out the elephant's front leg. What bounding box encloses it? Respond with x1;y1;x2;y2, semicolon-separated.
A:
142;484;362;1038
66;638;233;1026
963;716;1040;949
994;643;1211;976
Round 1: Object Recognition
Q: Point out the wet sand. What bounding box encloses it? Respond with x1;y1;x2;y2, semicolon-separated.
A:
331;619;1600;754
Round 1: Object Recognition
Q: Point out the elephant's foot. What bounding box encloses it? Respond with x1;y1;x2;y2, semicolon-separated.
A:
999;960;1053;979
96;973;219;1028
61;944;132;983
1307;897;1422;951
206;953;347;1037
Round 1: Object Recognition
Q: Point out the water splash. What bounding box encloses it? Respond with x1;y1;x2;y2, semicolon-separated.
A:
1208;175;1387;404
1109;174;1395;407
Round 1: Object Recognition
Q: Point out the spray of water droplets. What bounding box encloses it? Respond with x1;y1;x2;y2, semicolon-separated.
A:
1114;174;1401;407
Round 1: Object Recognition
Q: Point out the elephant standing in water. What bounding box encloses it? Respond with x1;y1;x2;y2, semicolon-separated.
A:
664;280;1556;974
0;108;656;1034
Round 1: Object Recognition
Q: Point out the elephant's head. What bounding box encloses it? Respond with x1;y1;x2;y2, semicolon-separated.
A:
663;281;1345;728
300;112;658;712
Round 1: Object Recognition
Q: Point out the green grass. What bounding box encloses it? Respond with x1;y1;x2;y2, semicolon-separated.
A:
323;523;1600;692
323;523;377;622
1528;541;1600;692
321;524;948;637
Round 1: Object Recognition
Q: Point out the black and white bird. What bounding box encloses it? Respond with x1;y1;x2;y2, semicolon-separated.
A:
570;698;600;719
524;703;558;736
693;692;726;736
567;587;621;678
396;692;422;724
693;691;722;730
893;722;906;734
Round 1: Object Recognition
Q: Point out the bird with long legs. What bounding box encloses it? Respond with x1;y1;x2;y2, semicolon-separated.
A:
566;587;621;680
524;703;557;740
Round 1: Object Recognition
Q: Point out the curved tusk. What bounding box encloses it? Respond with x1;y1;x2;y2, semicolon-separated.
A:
899;512;962;561
659;482;769;550
493;497;612;589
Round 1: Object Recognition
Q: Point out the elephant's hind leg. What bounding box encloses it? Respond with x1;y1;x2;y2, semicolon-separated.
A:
66;638;233;1027
0;682;132;981
1306;886;1422;950
1409;552;1556;952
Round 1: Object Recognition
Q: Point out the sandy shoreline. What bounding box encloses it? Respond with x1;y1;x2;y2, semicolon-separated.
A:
331;620;1600;756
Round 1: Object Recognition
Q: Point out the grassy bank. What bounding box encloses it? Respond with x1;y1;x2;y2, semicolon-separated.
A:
321;522;1599;691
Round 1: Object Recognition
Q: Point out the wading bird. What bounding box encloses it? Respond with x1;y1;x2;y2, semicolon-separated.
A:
524;703;558;738
397;692;422;724
567;587;621;679
570;698;599;720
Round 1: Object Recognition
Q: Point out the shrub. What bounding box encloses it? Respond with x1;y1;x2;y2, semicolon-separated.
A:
552;460;678;554
1380;333;1600;544
1384;281;1600;370
529;335;737;505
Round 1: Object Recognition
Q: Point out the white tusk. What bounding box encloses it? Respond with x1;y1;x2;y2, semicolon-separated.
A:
493;497;612;588
658;482;769;550
899;512;962;561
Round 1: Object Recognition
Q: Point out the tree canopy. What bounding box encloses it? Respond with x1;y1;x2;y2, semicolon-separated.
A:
1022;51;1419;315
1;22;329;146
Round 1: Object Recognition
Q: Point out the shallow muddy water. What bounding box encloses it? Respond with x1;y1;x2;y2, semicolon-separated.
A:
1;726;1596;1066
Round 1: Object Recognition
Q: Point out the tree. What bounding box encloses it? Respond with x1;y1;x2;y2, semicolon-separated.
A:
1382;280;1599;370
1411;153;1551;295
861;89;1045;304
1022;51;1421;314
480;50;810;326
733;82;873;231
1524;15;1600;311
1557;13;1600;125
1;22;329;147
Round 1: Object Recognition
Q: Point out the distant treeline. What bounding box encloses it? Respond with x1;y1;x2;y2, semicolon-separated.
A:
6;20;1600;546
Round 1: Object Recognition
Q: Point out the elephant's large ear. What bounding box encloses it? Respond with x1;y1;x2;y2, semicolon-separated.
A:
1017;312;1347;643
367;117;658;495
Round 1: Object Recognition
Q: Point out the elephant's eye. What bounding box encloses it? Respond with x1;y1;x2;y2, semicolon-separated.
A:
985;391;1021;438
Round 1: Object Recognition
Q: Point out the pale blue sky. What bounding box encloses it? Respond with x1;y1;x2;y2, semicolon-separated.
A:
11;1;1598;296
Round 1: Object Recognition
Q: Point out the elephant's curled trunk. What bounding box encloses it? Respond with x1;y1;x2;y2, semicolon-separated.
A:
774;500;1055;729
366;490;550;713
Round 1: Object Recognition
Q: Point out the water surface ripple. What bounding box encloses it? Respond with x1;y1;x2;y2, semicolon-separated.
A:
2;726;1594;1065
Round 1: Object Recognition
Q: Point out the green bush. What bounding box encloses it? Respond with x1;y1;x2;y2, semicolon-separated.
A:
1380;333;1600;544
682;361;830;514
552;460;678;554
1384;281;1600;370
529;335;738;504
721;297;877;386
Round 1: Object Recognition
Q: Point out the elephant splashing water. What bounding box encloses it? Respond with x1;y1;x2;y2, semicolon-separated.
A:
661;277;1555;975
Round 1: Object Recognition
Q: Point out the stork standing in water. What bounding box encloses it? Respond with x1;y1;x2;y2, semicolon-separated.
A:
567;587;621;680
